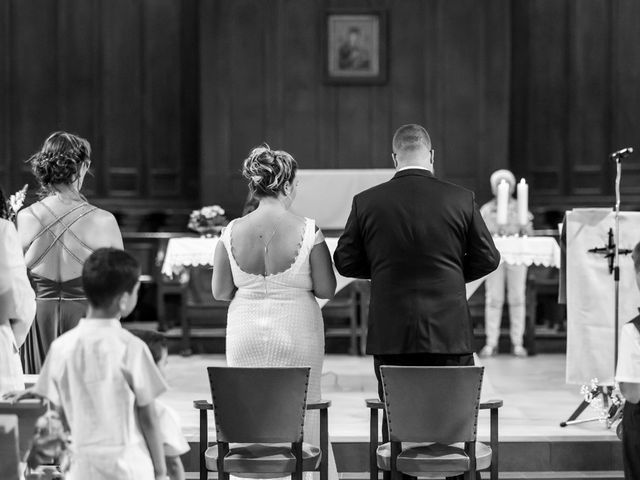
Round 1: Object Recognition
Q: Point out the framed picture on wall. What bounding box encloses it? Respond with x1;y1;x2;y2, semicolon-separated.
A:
324;9;388;85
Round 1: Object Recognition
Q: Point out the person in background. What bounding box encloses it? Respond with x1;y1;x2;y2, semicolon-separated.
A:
17;131;123;373
0;196;36;393
129;328;189;480
478;169;533;358
615;241;640;480
6;248;167;480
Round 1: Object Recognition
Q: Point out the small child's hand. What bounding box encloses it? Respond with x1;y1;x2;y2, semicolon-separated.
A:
2;387;39;403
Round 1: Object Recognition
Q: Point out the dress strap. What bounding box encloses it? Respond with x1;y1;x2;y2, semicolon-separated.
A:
27;203;98;270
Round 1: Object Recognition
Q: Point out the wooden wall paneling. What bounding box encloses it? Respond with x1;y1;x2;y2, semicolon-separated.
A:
390;0;425;158
102;0;143;197
421;0;440;175
58;0;99;197
567;0;611;196
199;0;223;207
509;0;531;198
0;1;10;188
11;0;60;190
281;0;320;168
143;0;182;197
436;0;482;192
227;0;268;206
478;0;511;203
335;87;372;168
263;0;284;151
526;0;569;196
612;0;640;196
179;0;200;201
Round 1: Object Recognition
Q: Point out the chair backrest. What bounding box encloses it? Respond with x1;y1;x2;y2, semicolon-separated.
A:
0;414;20;480
380;366;483;443
0;400;47;459
208;366;310;443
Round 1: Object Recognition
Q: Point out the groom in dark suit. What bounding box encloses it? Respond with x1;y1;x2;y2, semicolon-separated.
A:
334;123;500;399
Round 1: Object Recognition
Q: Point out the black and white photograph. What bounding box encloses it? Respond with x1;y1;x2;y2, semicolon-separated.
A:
1;1;640;479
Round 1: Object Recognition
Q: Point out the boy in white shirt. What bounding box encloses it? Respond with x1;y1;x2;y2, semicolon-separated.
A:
129;328;190;480
18;248;168;480
615;241;640;479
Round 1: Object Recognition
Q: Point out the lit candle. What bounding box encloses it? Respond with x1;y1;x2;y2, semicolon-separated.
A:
517;178;529;227
496;180;509;226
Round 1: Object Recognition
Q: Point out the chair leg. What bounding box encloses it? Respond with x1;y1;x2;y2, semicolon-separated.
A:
490;407;499;480
293;442;303;480
218;442;229;480
320;407;329;480
369;408;378;480
199;409;208;480
390;441;402;480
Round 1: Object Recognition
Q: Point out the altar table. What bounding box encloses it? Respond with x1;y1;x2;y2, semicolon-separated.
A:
161;234;561;303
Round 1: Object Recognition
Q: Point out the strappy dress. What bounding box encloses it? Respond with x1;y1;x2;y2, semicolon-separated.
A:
21;201;97;374
220;217;338;480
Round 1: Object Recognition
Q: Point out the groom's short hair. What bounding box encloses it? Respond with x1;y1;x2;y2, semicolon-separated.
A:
392;124;431;153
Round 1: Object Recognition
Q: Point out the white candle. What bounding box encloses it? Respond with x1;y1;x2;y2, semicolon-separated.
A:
496;180;509;226
517;178;529;226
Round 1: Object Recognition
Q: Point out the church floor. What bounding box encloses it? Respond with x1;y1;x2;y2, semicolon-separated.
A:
163;353;618;443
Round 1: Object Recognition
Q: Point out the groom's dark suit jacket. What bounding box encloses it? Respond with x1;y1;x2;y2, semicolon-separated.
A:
334;169;500;355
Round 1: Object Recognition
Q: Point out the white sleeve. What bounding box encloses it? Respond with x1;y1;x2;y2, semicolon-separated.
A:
314;228;325;246
615;323;640;383
0;220;36;332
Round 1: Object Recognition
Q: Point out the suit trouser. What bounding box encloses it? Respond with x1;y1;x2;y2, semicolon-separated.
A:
373;353;478;480
484;262;528;348
622;400;640;479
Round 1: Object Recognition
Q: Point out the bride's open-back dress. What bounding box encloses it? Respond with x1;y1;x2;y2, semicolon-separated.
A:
219;216;338;480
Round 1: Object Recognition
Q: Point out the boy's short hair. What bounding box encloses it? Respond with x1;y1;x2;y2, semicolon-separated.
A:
82;248;141;308
633;241;640;273
128;329;168;364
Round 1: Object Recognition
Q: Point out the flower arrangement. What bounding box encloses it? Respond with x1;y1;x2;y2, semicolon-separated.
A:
2;184;28;222
579;378;624;429
187;205;228;236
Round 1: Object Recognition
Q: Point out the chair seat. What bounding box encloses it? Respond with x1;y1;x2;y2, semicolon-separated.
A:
205;442;321;477
376;441;492;475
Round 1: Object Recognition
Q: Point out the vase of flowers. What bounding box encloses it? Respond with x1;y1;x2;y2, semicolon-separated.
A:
187;205;228;237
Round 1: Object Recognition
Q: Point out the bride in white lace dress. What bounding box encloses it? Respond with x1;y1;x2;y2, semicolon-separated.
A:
212;145;338;480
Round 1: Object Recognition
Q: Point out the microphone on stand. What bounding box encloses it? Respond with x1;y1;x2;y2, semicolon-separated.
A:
609;147;633;159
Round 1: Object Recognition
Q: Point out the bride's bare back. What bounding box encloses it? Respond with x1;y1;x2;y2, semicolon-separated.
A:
229;210;307;276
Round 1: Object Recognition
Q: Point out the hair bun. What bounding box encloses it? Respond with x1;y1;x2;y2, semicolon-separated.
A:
242;144;297;198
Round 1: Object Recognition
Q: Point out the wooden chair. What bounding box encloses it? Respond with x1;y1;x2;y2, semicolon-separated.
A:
323;284;361;355
0;399;47;463
366;366;502;480
194;366;331;480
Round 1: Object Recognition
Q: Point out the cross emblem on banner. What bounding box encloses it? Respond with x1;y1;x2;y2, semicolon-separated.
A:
587;228;632;274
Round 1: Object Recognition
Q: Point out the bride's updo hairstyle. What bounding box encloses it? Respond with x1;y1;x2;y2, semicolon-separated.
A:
242;144;297;198
27;131;91;196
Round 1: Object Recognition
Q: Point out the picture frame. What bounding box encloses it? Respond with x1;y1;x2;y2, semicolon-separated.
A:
323;9;388;85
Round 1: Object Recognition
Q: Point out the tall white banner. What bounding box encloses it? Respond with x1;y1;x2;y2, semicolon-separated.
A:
566;209;640;385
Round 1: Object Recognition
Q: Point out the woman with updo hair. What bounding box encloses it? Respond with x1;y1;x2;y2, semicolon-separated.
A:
212;144;338;480
17;131;123;373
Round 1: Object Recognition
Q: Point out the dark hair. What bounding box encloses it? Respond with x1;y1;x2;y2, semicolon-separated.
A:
82;248;140;308
633;241;640;273
242;144;297;199
0;186;8;220
128;329;167;364
27;131;91;196
392;124;431;153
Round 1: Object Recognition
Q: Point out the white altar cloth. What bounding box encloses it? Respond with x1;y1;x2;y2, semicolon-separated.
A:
161;235;560;306
492;235;561;268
